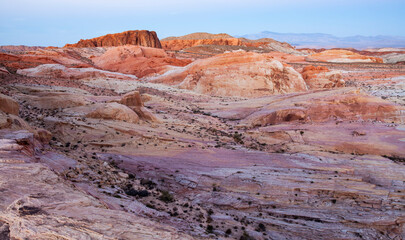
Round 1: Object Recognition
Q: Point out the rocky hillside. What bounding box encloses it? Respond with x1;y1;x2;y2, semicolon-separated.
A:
0;45;45;53
64;30;162;48
161;32;303;55
162;32;234;41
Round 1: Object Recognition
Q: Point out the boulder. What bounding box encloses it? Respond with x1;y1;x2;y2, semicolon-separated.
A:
118;91;161;123
0;111;35;133
35;129;52;143
0;94;19;115
119;91;143;107
85;102;140;123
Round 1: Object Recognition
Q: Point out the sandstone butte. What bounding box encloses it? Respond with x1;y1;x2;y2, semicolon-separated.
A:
64;30;162;48
150;51;308;97
306;49;383;63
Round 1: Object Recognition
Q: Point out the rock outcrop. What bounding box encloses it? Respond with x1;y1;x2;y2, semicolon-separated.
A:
64;30;162;48
210;88;404;127
0;94;19;115
118;91;161;122
161;32;303;55
0;46;189;78
306;50;383;63
0;45;45;53
301;65;344;89
14;85;91;109
0;129;193;239
162;32;234;41
17;64;137;80
85;102;140;124
162;38;244;51
151;51;308;97
381;53;405;64
0;49;92;71
92;45;191;78
0;67;10;75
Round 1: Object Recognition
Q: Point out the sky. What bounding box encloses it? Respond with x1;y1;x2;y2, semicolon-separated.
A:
0;0;404;46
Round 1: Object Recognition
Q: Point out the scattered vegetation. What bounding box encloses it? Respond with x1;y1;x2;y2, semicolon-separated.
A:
382;155;405;163
256;223;266;232
240;231;255;240
233;132;244;144
159;190;174;203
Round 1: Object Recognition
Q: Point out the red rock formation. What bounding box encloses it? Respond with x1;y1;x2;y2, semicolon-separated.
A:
161;37;297;52
160;32;300;55
0;45;44;53
92;45;191;78
306;50;383;63
0;50;92;72
64;30;162;48
301;65;344;89
150;51;308;97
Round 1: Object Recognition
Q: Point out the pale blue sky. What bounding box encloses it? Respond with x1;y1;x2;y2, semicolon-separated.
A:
0;0;404;46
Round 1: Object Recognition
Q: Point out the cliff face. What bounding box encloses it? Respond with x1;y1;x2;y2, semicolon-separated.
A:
64;30;162;48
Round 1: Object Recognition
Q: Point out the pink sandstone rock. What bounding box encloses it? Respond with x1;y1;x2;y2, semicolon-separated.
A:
150;51;308;97
301;65;345;89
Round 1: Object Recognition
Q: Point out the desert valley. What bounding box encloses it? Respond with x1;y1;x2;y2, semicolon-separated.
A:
0;30;404;240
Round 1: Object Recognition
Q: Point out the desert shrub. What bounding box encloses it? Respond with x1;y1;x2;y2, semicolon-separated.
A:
159;190;174;203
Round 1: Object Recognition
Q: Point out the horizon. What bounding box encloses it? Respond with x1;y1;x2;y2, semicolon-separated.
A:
1;0;405;47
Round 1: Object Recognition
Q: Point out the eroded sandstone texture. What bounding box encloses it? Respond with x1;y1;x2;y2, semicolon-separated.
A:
0;32;404;240
150;51;308;97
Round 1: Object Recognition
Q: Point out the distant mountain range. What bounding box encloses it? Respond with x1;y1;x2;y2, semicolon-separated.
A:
238;31;405;49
